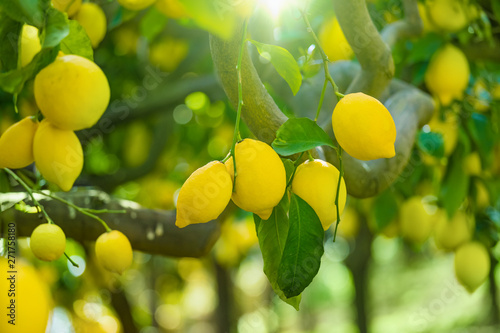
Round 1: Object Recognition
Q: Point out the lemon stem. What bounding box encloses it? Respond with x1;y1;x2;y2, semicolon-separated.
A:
332;147;344;242
3;168;54;224
307;151;315;162
64;252;79;268
230;19;249;190
314;80;328;122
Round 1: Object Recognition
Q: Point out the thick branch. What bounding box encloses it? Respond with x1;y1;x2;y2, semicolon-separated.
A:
460;40;500;62
332;0;395;97
0;190;220;258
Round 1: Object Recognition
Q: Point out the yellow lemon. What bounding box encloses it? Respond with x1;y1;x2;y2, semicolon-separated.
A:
52;0;82;17
336;206;359;238
454;241;490;292
292;159;347;230
426;0;469;33
149;37;189;72
463;152;482;176
34;54;110;131
176;161;233;228
319;16;354;62
434;210;474;251
156;0;189;18
427;110;458;156
123;121;151;167
0;258;51;333
225;139;286;220
417;2;436;33
112;25;139;55
30;223;67;261
95;230;133;274
117;0;156;11
399;197;437;244
425;44;470;106
20;25;41;67
33;119;83;191
0;116;38;169
332;93;396;161
74;3;107;48
475;181;490;210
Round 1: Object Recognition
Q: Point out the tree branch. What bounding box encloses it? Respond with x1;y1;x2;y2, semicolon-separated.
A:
381;0;423;47
0;190;220;258
332;0;395;98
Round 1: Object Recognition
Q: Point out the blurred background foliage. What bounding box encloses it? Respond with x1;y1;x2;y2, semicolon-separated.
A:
1;0;500;332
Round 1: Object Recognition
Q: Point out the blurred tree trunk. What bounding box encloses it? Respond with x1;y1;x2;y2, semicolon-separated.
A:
214;260;237;333
345;217;373;333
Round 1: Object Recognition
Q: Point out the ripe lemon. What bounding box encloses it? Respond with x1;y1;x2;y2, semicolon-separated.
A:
20;25;41;67
427;110;458;156
117;0;156;11
0;116;38;169
52;0;82;17
433;210;474;251
425;44;469;106
149;37;189;72
176;161;233;228
33;119;83;191
417;2;436;33
0;258;51;333
426;0;469;33
475;181;489;210
337;207;360;238
30;223;66;261
319;16;354;62
34;54;110;131
292;159;347;230
74;3;107;48
454;241;490;292
399;197;436;244
332;93;396;161
225;139;286;220
95;230;133;274
156;0;189;19
463;152;481;176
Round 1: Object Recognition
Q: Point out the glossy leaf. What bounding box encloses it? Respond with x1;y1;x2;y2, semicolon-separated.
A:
60;20;93;61
440;150;469;218
140;7;168;42
42;8;70;48
373;189;399;231
417;130;445;158
0;16;22;71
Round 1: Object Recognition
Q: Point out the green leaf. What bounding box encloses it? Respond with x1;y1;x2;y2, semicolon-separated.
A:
0;15;22;71
417;130;445;158
282;158;295;185
466;113;495;163
372;190;398;231
60;20;93;60
407;33;443;64
254;207;301;310
278;194;324;298
180;0;236;40
140;7;168;42
250;40;302;95
272;118;335;156
440;150;469;218
42;8;69;48
493;1;500;25
0;0;48;28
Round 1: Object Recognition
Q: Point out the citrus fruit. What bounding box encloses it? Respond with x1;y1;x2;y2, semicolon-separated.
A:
0;258;51;333
0;116;38;169
176;161;233;228
30;223;67;261
155;0;189;18
454;241;490;292
332;92;396;161
33;119;83;191
74;3;107;48
117;0;156;11
95;230;133;274
292;159;347;230
433;210;474;251
52;0;82;17
20;25;41;67
399;197;437;244
225;139;286;220
319;16;354;62
426;0;469;33
425;44;470;106
149;37;188;72
34;54;110;131
417;2;436;33
463;152;481;176
337;207;360;238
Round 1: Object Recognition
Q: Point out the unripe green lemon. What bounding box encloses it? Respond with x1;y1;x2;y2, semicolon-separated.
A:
292;159;347;230
0;116;38;169
454;242;490;293
0;258;51;333
176;161;233;228
425;44;469;106
318;16;354;62
332;93;396;161
225;139;286;220
117;0;156;11
33;119;83;191
95;230;133;274
20;25;41;67
434;210;474;251
34;54;110;131
74;3;107;48
30;223;66;261
52;0;82;17
399;197;437;244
